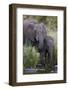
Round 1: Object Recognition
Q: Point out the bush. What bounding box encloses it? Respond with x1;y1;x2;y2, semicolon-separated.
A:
23;45;40;69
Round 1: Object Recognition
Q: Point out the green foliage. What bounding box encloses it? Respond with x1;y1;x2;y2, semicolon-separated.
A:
45;16;57;31
23;45;40;68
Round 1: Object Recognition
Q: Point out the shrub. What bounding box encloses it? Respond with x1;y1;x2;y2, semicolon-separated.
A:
23;45;40;69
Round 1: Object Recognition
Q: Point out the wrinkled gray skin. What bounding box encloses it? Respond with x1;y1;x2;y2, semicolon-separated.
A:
23;19;38;45
23;19;47;50
40;36;54;67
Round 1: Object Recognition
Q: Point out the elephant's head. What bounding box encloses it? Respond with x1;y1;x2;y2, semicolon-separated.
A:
23;19;47;49
34;23;47;50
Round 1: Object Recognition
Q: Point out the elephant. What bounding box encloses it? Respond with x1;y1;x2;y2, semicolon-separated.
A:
39;36;54;68
23;19;47;49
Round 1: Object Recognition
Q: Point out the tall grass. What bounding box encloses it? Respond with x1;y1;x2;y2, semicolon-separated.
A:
23;45;40;69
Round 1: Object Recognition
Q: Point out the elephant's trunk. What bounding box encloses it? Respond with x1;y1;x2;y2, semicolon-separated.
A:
38;35;44;50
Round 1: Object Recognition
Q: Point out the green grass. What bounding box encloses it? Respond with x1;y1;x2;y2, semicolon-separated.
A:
23;45;40;69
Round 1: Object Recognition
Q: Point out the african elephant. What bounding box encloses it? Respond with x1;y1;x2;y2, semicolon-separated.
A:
39;36;54;68
23;19;47;49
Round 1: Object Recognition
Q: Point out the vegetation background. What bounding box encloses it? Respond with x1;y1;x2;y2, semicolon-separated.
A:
23;15;57;74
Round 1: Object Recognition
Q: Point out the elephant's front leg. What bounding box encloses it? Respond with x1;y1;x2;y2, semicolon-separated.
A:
40;51;46;68
48;49;53;68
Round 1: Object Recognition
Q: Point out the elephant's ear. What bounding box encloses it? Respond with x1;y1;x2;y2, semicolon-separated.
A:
28;23;35;41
